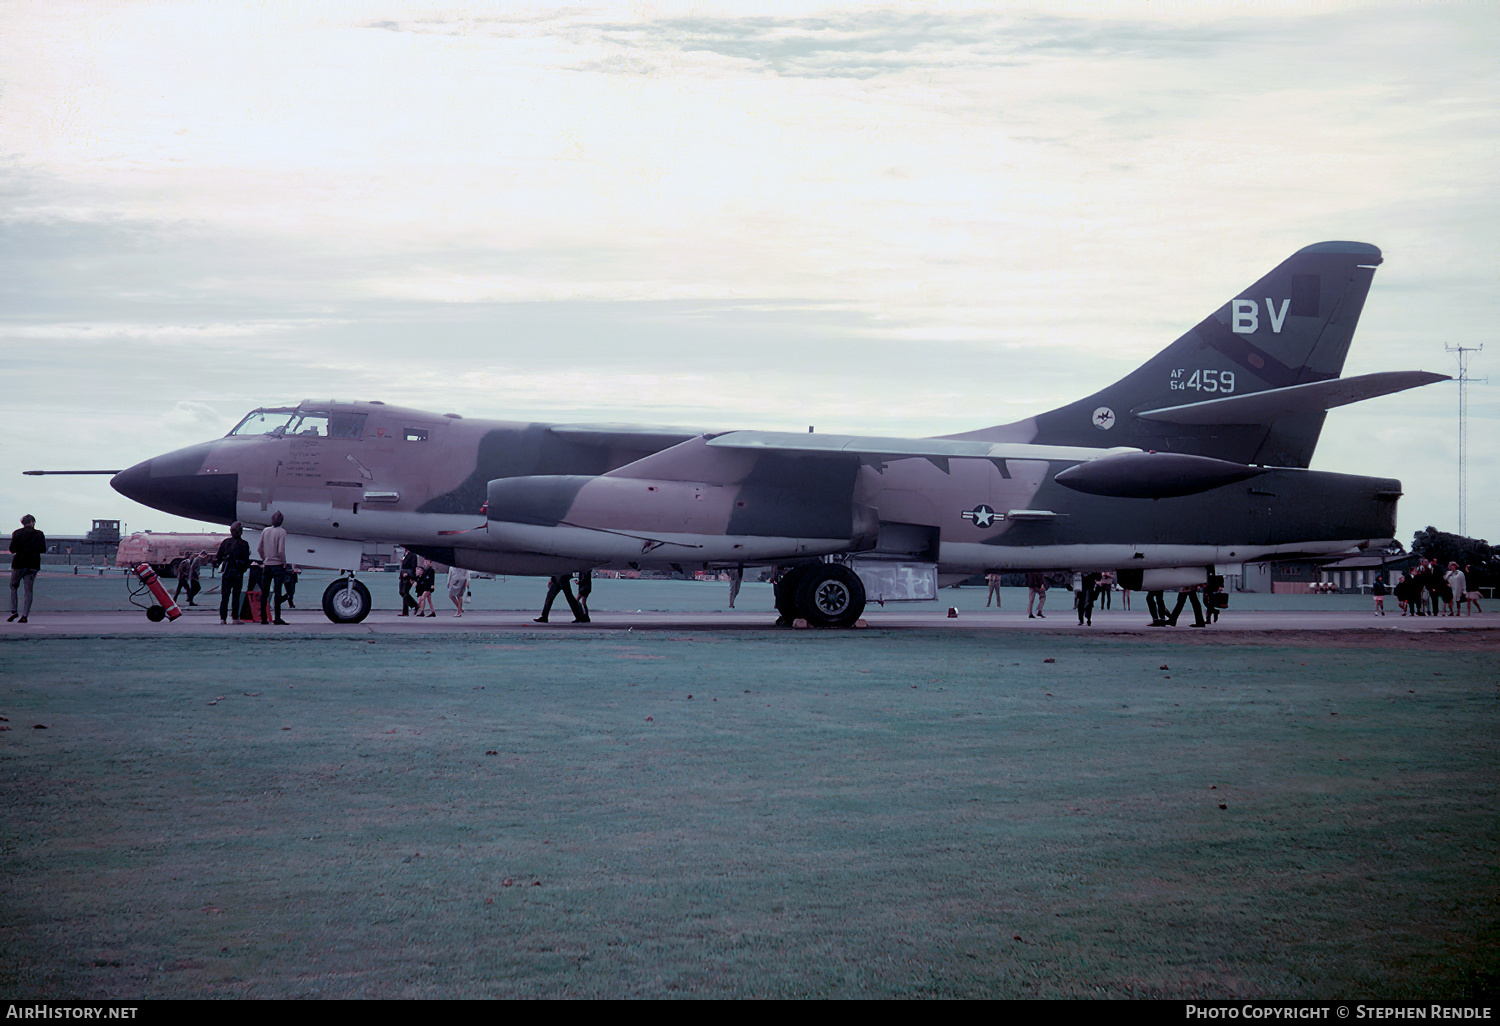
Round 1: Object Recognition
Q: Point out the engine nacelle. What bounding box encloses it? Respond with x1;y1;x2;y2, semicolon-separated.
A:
1054;451;1266;499
484;474;876;565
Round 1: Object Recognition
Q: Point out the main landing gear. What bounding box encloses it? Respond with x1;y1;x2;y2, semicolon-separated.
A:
322;574;372;624
774;562;867;629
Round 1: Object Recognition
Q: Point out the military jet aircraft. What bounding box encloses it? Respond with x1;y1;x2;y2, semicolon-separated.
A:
105;241;1446;626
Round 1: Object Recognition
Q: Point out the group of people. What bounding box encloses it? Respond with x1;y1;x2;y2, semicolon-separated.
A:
211;515;299;624
1014;569;1219;627
177;548;299;611
397;549;471;617
1386;560;1484;617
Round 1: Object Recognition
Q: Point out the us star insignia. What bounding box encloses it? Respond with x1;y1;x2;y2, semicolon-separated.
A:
962;504;999;529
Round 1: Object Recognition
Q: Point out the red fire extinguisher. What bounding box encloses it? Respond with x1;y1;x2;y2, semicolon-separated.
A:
133;564;182;622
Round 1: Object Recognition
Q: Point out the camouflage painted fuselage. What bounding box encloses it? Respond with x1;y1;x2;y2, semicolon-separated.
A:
110;242;1433;584
111;399;1398;579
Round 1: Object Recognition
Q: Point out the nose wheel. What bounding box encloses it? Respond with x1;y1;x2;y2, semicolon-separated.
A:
322;576;372;624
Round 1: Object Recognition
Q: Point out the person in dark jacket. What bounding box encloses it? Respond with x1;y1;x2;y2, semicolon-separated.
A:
1077;571;1100;626
534;573;587;624
1168;584;1206;627
9;514;45;624
576;569;592;618
214;523;252;624
398;549;419;616
282;565;299;609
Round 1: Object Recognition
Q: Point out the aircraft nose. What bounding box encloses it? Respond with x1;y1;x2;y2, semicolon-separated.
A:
110;444;239;524
110;461;152;507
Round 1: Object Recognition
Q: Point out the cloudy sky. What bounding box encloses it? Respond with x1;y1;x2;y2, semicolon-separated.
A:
3;0;1495;545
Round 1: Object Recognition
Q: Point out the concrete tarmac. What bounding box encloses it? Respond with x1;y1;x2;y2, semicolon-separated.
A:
5;605;1497;637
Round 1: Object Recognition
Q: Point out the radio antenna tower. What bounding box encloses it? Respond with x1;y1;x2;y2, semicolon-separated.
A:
1445;343;1484;536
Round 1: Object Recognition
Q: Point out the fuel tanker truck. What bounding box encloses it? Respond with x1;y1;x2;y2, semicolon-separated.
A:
114;531;229;577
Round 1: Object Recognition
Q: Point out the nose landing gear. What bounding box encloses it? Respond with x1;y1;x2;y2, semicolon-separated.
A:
322;574;372;624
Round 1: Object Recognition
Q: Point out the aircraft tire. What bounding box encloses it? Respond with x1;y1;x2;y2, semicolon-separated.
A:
322;578;372;624
794;563;866;629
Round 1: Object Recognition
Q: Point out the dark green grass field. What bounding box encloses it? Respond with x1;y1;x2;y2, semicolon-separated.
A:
2;631;1496;999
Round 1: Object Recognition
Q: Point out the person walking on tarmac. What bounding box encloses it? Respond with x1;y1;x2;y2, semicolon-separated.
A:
1168;584;1206;627
173;554;192;605
1025;571;1048;618
214;523;252;624
576;569;592;619
398;548;419;616
1146;589;1168;626
8;514;45;624
1077;571;1100;626
415;559;437;617
257;511;290;625
535;573;588;624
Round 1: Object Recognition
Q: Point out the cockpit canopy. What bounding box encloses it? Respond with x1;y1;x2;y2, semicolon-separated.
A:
228;407;367;439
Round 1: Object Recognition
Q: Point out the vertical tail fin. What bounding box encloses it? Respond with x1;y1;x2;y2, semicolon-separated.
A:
955;242;1384;467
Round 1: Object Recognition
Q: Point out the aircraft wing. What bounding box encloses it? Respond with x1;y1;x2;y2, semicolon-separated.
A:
1134;370;1449;425
704;430;1134;469
547;425;704;449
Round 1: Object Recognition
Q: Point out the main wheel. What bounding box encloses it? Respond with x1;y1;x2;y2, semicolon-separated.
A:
794;564;866;629
322;578;372;624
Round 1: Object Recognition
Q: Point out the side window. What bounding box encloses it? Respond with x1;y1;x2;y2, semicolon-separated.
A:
330;412;367;439
404;427;429;442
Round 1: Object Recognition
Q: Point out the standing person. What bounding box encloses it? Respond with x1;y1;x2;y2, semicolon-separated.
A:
1461;565;1484;614
1423;560;1442;617
448;564;470;617
1099;571;1113;611
1025;571;1048;619
534;573;586;624
213;523;252;625
1394;570;1410;615
1444;563;1466;617
728;566;744;609
576;569;592;619
415;559;437;617
282;565;299;609
257;511;290;625
1077;571;1100;626
398;549;419;616
1370;572;1387;616
986;572;1003;608
8;514;45;624
1404;564;1424;615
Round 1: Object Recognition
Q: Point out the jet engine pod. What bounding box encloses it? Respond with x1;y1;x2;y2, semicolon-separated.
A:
1054;451;1266;499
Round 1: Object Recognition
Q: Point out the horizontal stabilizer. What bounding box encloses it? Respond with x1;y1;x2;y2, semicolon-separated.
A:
707;430;1133;466
1135;370;1449;425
